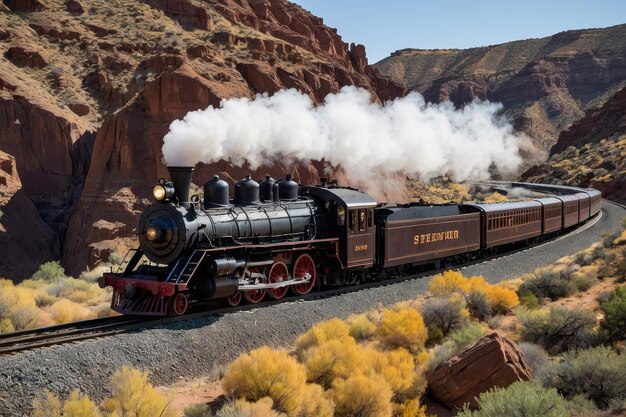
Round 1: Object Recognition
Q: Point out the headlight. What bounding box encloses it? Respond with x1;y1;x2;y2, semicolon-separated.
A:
153;185;166;201
152;183;174;202
145;226;160;241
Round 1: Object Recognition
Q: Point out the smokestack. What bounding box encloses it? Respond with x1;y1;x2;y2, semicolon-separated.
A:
167;166;193;204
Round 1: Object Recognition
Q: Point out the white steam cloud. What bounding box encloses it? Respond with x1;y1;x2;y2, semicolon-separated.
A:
163;86;523;187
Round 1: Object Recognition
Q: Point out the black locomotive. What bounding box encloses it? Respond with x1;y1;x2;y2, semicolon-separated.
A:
100;167;602;316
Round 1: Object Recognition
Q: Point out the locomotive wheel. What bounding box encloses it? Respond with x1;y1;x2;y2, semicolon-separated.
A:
292;254;316;295
244;266;267;304
170;293;189;316
227;292;243;307
268;262;289;300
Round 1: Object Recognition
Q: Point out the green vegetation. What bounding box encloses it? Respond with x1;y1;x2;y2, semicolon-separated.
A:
457;381;569;417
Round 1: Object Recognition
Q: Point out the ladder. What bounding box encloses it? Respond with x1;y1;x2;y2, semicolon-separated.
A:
165;251;206;284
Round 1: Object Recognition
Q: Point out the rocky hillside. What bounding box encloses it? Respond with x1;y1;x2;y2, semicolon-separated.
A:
521;85;626;203
0;0;402;279
374;24;626;153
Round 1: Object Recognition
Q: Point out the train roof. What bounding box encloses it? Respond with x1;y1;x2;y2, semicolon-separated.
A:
534;197;562;205
465;200;542;213
301;186;377;208
555;194;579;203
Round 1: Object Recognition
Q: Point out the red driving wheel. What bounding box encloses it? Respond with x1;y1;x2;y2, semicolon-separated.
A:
268;262;289;300
171;292;189;316
244;266;267;304
227;291;242;307
292;254;316;295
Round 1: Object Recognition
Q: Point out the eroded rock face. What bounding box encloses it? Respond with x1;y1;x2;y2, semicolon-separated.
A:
375;24;626;153
0;151;59;281
428;333;532;410
551;85;626;156
1;0;403;277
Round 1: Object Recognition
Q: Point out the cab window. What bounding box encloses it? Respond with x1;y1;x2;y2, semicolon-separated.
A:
349;210;356;230
336;205;345;226
358;209;367;231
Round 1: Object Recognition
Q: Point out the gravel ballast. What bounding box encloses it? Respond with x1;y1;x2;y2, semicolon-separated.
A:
0;201;624;417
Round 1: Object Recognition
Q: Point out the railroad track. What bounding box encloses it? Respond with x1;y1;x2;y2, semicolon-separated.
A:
1;201;613;355
0;316;158;355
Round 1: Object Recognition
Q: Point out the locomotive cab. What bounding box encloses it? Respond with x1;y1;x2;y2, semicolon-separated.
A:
301;186;377;269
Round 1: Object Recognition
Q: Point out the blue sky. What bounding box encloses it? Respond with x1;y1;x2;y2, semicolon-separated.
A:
292;1;626;63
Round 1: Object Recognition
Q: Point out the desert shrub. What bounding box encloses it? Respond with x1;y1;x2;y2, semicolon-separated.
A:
222;346;307;415
183;403;212;417
31;261;67;282
32;389;99;417
485;315;504;329
551;346;626;409
46;278;102;304
618;258;626;281
597;264;613;279
427;342;457;371
297;383;334;417
0;318;15;333
332;374;393;417
376;307;428;353
445;322;484;349
48;299;93;324
420;296;469;343
217;398;284;417
62;389;100;417
574;250;594;266
466;290;492;320
484;284;519;313
518;290;539;309
94;303;116;318
570;266;598;291
366;348;415;399
100;366;176;417
295;319;351;359
31;390;62;417
301;338;361;388
599;286;626;343
34;291;56;307
395;398;427;417
517;342;547;377
591;244;609;261
603;231;620;248
566;395;599;416
518;306;596;354
518;269;575;300
0;285;37;318
346;313;376;340
428;271;469;297
12;306;41;330
456;381;568;417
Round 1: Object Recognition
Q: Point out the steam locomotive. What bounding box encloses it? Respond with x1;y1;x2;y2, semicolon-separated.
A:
100;167;602;316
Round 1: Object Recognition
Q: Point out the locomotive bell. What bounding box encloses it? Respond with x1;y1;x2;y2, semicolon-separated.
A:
203;175;230;208
234;175;260;204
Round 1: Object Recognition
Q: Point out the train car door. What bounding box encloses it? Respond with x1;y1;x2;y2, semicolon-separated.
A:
345;207;376;268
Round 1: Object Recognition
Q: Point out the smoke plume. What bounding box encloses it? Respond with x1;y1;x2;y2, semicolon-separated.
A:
163;87;524;191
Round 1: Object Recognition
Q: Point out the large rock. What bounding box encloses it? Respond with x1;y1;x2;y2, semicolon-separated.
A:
429;333;532;410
